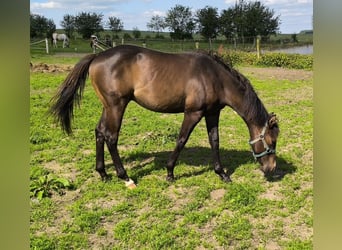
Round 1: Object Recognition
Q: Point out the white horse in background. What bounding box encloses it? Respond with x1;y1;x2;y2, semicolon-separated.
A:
52;33;69;48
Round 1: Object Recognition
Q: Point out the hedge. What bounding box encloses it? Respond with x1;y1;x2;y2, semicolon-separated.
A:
220;50;313;70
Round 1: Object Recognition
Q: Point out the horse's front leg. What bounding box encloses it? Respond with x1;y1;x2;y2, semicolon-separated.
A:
205;113;231;182
166;111;203;181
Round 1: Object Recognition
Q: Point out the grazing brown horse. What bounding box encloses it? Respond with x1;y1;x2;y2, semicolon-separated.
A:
50;45;279;187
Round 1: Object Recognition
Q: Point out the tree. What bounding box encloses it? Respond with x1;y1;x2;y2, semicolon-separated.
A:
147;15;166;36
30;13;55;38
220;0;280;43
244;1;280;42
132;27;141;39
220;1;247;44
46;19;56;41
291;33;298;43
107;17;124;38
196;6;219;49
60;14;76;39
219;8;237;42
164;5;195;40
75;12;104;39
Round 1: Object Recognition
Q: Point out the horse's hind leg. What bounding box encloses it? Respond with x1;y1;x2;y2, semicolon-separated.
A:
205;113;231;182
166;111;203;181
95;112;109;181
102;100;131;183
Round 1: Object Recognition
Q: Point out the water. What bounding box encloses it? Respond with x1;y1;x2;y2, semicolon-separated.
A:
267;45;313;55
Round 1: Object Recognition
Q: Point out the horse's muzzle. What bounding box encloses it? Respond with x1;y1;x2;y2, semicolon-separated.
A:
261;161;277;176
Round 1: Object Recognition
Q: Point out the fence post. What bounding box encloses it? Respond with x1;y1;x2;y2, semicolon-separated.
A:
256;35;261;59
45;38;49;54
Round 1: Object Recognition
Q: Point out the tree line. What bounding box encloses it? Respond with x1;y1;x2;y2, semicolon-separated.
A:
30;0;280;46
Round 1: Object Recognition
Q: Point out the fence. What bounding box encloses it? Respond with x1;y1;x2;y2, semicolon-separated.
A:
30;38;49;54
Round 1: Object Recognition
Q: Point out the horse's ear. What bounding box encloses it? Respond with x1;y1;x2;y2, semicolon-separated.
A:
268;113;278;128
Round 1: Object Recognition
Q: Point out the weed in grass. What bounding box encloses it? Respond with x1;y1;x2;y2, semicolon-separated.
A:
30;174;73;200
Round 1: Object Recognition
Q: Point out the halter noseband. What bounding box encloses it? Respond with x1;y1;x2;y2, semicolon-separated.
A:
249;122;276;159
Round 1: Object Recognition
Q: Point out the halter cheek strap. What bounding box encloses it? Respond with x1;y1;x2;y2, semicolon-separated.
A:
249;122;276;159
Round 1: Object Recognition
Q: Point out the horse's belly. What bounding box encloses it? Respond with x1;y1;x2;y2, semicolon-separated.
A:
133;89;185;113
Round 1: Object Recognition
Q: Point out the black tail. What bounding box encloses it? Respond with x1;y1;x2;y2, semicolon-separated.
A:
49;53;97;134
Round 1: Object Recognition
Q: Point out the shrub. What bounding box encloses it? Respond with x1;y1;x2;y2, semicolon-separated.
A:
257;53;313;69
220;50;313;70
221;50;257;67
123;33;132;39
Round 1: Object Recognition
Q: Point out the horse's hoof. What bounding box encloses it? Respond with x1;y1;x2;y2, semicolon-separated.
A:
221;175;232;183
265;169;284;181
166;175;175;182
125;179;137;189
101;174;112;182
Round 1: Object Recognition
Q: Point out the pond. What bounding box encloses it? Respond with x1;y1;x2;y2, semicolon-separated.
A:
265;45;313;55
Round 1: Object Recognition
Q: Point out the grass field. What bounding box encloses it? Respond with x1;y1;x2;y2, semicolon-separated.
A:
30;51;313;249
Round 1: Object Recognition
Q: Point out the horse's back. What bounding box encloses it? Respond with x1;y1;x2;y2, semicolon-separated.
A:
58;34;67;40
89;45;225;113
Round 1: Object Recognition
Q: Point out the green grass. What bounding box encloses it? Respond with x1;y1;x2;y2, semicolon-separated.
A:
30;54;313;249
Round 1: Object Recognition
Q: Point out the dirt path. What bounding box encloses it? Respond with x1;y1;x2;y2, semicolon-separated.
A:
30;63;74;73
239;66;313;81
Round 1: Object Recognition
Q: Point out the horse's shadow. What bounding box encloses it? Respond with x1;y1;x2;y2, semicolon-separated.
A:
107;147;296;183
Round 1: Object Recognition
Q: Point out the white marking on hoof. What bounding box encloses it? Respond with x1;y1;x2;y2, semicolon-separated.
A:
125;179;136;189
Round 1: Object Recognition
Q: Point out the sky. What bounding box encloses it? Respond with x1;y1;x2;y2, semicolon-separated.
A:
30;0;313;34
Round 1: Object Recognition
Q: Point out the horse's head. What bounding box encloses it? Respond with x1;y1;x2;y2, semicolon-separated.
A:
65;37;70;47
249;113;279;177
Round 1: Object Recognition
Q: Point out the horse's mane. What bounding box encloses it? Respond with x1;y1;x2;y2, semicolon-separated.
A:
204;51;268;125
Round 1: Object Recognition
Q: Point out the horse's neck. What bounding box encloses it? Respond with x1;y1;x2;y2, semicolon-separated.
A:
225;86;268;140
213;56;269;138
